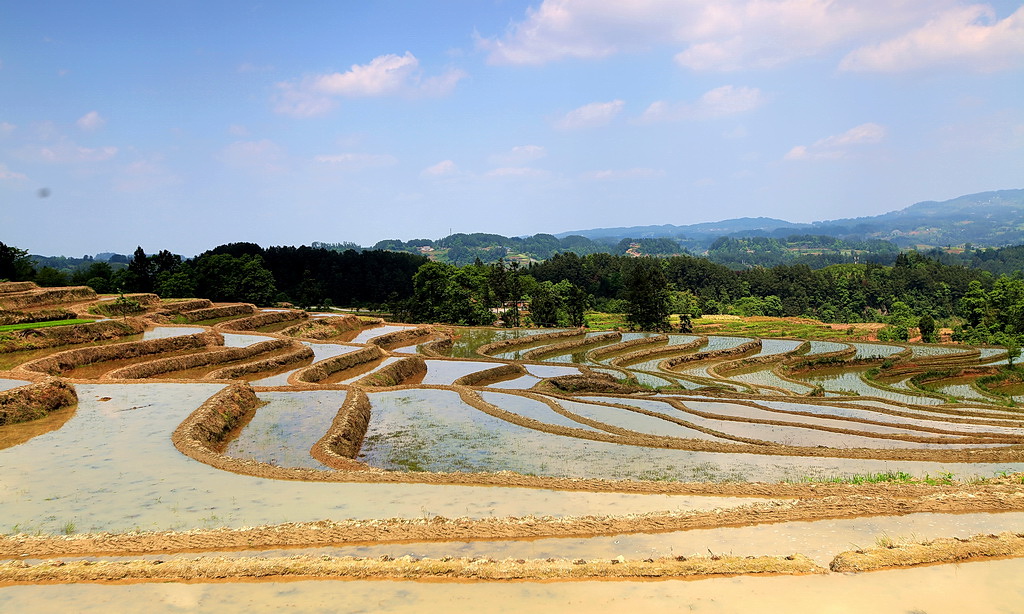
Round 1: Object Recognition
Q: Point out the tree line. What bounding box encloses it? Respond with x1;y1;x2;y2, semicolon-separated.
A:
4;239;1023;342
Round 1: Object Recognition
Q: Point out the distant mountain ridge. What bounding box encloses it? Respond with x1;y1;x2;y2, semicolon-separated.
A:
556;189;1024;248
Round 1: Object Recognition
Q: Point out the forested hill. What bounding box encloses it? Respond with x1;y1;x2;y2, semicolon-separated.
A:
555;189;1024;249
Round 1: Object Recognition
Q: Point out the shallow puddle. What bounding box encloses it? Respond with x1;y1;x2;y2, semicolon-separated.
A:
0;383;770;535
222;390;349;469
420;360;499;386
0;377;30;392
849;342;903;359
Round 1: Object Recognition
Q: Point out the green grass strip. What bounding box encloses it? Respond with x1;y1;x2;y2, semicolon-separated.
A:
0;319;95;333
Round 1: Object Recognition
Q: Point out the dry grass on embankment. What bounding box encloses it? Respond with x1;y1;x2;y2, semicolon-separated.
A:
0;379;77;426
104;338;310;380
214;309;307;332
177;303;256;323
0;319;146;353
831;531;1024;572
18;330;223;377
0;286;97;310
294;346;383;383
279;315;365;339
0;553;824;585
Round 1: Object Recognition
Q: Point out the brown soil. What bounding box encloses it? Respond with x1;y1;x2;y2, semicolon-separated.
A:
831;531;1024;572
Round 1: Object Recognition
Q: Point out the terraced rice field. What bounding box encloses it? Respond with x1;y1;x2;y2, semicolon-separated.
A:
1;286;1022;611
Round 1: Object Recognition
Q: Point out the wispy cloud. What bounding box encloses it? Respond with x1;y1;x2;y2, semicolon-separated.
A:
484;166;549;179
480;0;995;73
492;144;547;165
19;141;118;163
313;152;398;170
553;100;624;130
785;123;887;160
581;167;664;181
0;163;27;181
638;86;764;123
274;52;466;117
421;159;459;177
76;111;106;131
840;5;1024;73
219;139;286;172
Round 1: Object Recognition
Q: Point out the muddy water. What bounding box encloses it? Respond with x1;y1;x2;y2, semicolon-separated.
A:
251;343;362;387
720;365;815;393
849;342;904;359
359;390;1024;482
222;390;349;469
478;391;605;433
0;383;756;535
798;368;944;405
420;360;499;386
142;326;206;339
484;374;542;389
556;398;731;441
348;324;414;345
3;557;1022;613
121;511;1023;568
610;396;985;449
0;378;29;391
442;328;552;359
805;340;849;355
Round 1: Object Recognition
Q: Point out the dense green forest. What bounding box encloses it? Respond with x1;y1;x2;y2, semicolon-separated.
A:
2;236;1022;344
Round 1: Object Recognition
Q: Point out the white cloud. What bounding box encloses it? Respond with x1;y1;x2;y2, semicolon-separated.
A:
0;122;14;136
228;124;249;137
313;152;398;169
480;0;991;72
492;145;547;166
638;86;764;123
0;163;27;181
785;122;887;160
581;167;664;180
22;142;118;163
421;159;459;177
554;99;624;130
219;139;286;172
840;5;1024;73
113;159;180;193
315;52;420;97
484;166;549;178
76;111;106;131
274;52;466;117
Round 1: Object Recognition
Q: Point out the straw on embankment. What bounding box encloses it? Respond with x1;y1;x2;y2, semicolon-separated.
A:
279;315;364;339
0;286;97;310
20;330;223;376
178;303;257;323
0;552;825;584
310;388;376;469
105;338;307;380
294;346;384;383
368;326;433;350
171;382;261;454
215;309;307;332
0;319;146;353
0;378;77;426
830;531;1024;572
353;355;426;387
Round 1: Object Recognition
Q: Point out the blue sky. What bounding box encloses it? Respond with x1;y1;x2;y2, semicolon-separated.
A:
2;1;1023;257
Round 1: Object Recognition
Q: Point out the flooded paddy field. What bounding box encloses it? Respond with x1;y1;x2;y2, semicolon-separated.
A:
1;308;1023;607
